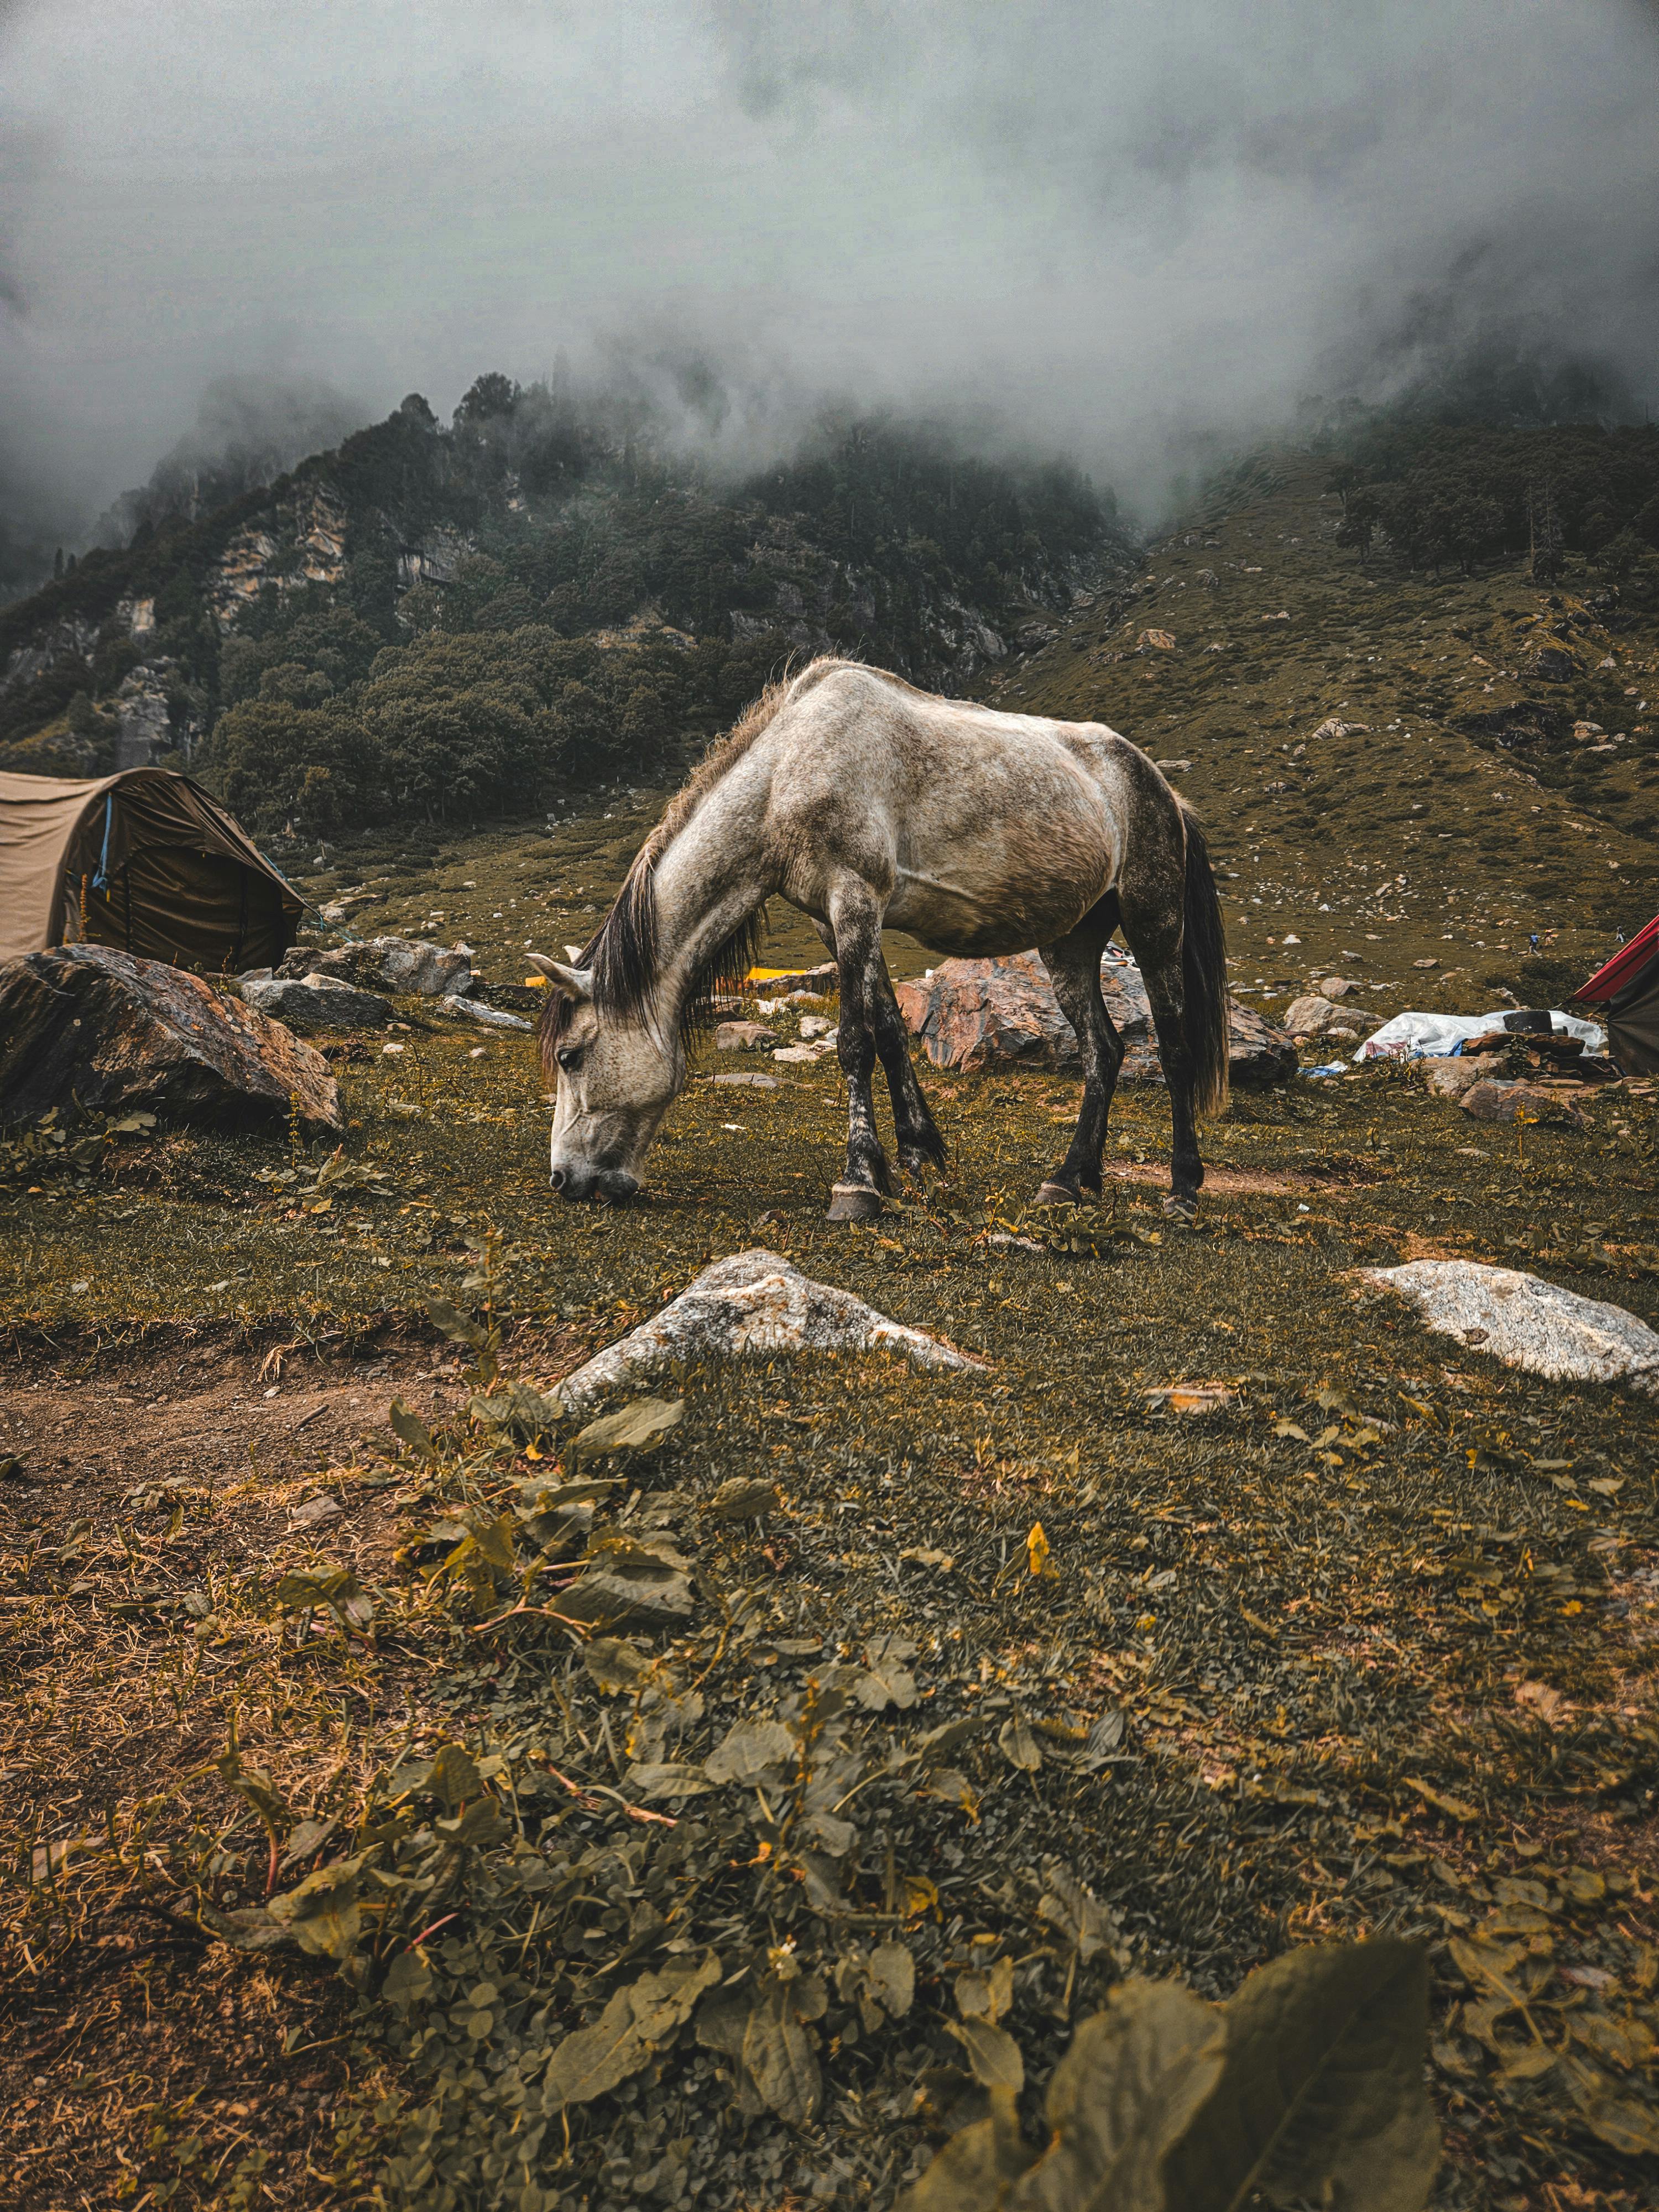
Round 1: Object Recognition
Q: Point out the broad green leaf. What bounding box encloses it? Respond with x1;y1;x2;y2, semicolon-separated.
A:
742;1978;821;2129
427;1743;484;1812
1559;2050;1659;2155
426;1295;488;1349
702;1475;780;1522
627;1951;722;2042
948;2016;1025;2091
572;1396;685;1466
388;1399;436;1461
1006;1979;1223;2212
896;2088;1032;2212
626;1761;715;1800
703;1717;796;1786
266;1855;364;1960
868;1941;915;2018
1161;1938;1439;2212
998;1715;1042;1772
380;1946;432;2009
217;1752;291;1838
544;1985;645;2110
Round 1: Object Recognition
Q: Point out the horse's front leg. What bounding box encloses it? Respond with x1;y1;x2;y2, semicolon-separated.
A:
826;885;893;1223
871;957;946;1178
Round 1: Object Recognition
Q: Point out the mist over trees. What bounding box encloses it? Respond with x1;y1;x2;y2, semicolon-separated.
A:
0;370;1130;831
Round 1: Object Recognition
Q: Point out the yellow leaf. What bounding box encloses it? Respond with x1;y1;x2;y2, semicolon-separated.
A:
1026;1522;1053;1578
902;1874;940;1921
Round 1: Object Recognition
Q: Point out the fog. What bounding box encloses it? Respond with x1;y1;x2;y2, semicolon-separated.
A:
2;0;1655;587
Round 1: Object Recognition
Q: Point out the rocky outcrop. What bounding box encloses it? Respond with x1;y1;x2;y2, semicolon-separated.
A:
554;1249;986;1416
894;952;1297;1088
275;935;471;997
0;945;341;1134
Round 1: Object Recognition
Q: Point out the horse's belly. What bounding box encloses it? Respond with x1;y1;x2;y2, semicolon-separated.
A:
886;848;1107;957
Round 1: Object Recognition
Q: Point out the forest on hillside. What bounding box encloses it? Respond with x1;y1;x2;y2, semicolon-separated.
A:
1323;419;1659;584
0;376;1126;836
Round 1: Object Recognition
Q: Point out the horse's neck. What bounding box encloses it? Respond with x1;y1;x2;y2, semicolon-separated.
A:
650;764;774;1022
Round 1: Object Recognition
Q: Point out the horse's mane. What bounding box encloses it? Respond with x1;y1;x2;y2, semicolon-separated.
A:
539;658;839;1070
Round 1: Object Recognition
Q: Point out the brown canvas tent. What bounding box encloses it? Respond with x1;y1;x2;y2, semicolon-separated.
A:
0;768;304;972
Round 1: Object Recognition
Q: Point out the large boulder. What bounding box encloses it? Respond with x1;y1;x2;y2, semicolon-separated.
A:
0;945;341;1135
275;935;471;997
894;952;1297;1089
241;975;397;1030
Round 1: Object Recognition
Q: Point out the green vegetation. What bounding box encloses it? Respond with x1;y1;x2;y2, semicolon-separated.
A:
0;380;1129;831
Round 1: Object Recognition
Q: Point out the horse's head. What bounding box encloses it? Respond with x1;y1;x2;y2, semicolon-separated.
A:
529;953;681;1202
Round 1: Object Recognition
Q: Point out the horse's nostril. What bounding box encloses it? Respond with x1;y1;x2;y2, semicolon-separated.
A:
550;1167;567;1191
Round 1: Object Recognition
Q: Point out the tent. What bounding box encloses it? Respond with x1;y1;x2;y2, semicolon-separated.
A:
1578;918;1659;1073
0;768;304;972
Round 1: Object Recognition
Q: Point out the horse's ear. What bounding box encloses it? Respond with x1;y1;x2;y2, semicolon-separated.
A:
528;952;593;1000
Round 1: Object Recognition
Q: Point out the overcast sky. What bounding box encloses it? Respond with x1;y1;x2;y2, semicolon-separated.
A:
2;0;1656;553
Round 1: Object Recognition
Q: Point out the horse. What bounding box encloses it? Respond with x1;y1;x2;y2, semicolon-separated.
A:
528;656;1229;1222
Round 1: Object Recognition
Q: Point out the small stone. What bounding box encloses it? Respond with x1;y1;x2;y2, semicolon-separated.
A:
1412;957;1438;969
798;1015;834;1040
709;1071;781;1088
1317;975;1356;998
1283;993;1337;1037
716;1020;775;1051
1461;1079;1584;1127
436;994;532;1031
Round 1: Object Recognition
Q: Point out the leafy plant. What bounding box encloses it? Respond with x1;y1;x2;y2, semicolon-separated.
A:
901;1941;1439;2212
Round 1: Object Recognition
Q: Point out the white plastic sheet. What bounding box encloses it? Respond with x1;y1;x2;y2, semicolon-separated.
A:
1354;1007;1605;1062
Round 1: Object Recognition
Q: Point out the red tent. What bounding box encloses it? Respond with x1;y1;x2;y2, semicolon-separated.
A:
1579;918;1659;1072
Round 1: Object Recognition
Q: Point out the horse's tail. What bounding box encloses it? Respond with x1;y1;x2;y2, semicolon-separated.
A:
1178;804;1230;1114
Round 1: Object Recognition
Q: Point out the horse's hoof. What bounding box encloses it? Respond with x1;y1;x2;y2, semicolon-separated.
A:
1162;1193;1198;1224
1034;1180;1078;1208
827;1183;884;1223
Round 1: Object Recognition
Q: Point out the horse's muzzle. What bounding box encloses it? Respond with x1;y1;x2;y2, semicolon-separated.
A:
549;1164;640;1203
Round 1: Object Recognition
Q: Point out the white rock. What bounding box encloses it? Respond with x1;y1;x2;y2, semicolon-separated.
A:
799;1014;833;1040
1362;1261;1659;1395
554;1248;987;1415
436;994;532;1031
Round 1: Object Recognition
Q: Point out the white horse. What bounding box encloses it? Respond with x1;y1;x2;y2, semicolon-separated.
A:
529;658;1228;1220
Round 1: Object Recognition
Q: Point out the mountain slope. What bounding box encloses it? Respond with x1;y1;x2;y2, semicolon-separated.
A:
0;381;1134;836
970;447;1659;1011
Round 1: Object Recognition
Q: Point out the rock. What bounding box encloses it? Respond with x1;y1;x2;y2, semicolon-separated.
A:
895;952;1296;1088
241;975;397;1030
716;1020;775;1051
799;1015;834;1040
1284;993;1337;1037
1317;976;1357;998
1362;1261;1659;1395
774;1041;836;1064
1423;1056;1504;1100
1155;757;1193;774
1412;957;1438;970
1310;717;1370;741
435;994;533;1032
0;945;341;1136
1137;629;1176;652
276;935;471;997
709;1071;780;1089
1460;1079;1585;1127
554;1249;987;1415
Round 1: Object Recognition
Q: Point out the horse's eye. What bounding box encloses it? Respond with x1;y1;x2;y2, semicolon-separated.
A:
556;1046;583;1074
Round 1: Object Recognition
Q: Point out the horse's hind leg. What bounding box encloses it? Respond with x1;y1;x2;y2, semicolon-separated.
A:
1120;904;1204;1218
826;880;894;1222
1035;899;1122;1206
870;956;946;1177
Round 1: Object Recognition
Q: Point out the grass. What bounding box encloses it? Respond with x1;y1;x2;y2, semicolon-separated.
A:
3;449;1657;2208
